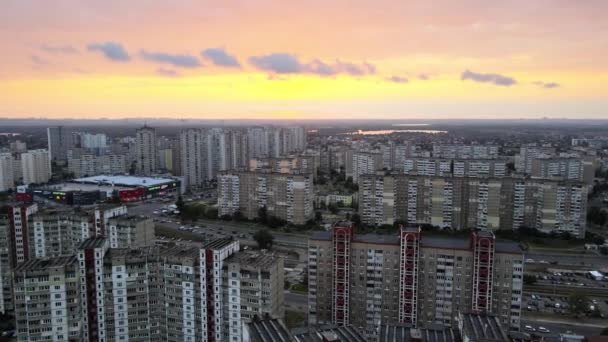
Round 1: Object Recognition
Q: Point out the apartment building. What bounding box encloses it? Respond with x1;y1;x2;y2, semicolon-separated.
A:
14;238;284;342
135;126;157;176
0;153;14;192
67;149;127;177
222;251;285;341
349;151;383;183
516;146;556;174
531;157;595;184
13;256;82;342
401;158;507;178
218;171;314;225
358;174;587;237
180;128;207;188
47;126;75;162
21;149;51;185
432;144;500;160
308;223;523;339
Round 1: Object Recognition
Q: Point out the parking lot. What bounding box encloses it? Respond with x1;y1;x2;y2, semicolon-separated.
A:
522;292;608;318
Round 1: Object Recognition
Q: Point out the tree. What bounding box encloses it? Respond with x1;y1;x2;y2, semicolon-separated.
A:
233;211;246;222
523;274;537;286
351;213;361;226
315;211;323;222
328;204;339;215
600;327;608;336
257;206;268;224
568;293;591;317
253;229;274;250
176;196;185;212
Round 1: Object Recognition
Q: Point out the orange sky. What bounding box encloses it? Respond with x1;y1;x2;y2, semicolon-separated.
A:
1;0;607;119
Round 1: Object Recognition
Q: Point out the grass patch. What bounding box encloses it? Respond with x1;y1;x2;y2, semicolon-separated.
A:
284;310;306;329
290;283;308;294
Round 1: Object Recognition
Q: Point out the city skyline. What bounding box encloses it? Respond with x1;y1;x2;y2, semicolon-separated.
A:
1;0;608;119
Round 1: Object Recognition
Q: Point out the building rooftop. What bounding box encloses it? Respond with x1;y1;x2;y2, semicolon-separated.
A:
226;251;281;269
378;325;461;342
40;182;124;193
310;230;522;254
79;237;107;250
459;313;509;342
246;316;294;342
293;325;366;342
74;175;177;187
15;256;78;272
203;238;238;250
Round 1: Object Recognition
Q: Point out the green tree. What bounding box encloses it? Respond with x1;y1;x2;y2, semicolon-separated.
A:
328;204;339;215
523;274;537;286
351;213;361;226
176;196;185;212
568;293;591;317
257;206;268;224
253;229;274;249
315;211;323;222
233;211;246;222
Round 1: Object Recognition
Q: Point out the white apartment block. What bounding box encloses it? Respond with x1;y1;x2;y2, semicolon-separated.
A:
21;149;51;185
0;153;14;192
135;126;157;176
217;171;314;225
432;144;499;159
351;151;383;183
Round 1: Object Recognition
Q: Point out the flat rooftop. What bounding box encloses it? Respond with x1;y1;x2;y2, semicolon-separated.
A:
246;317;294;341
378;325;461;342
74;175;177;187
460;313;509;342
227;251;281;269
310;230;522;254
41;182;125;192
294;325;366;342
15;256;78;272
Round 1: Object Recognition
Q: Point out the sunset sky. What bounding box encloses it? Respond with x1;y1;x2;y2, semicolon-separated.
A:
1;0;607;119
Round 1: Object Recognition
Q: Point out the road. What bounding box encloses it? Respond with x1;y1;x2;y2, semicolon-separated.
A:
128;200;311;248
524;252;607;269
521;317;604;337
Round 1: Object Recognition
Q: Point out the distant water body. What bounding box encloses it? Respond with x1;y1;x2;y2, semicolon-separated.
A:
344;129;447;135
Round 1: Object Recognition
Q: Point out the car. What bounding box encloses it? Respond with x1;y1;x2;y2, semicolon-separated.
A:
555;303;561;308
524;325;536;332
538;327;550;333
525;259;535;263
539;260;549;264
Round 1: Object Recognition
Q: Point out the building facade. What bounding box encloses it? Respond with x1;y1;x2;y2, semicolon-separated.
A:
218;171;314;225
358;174;588;237
13;238;284;342
135;126;157;176
21;149;51;185
308;223;523;339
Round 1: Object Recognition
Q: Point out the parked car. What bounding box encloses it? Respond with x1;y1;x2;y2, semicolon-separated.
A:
538;327;550;334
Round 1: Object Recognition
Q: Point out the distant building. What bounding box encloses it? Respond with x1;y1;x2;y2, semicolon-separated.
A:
432;144;500;160
47;126;75;162
0;153;14;192
358;174;587;237
21;149;51;185
218;170;314;224
349;151;383;183
135;125;157;175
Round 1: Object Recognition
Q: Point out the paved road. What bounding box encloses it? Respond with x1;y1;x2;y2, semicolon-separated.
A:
524;252;607;268
128;200;311;248
520;318;604;337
